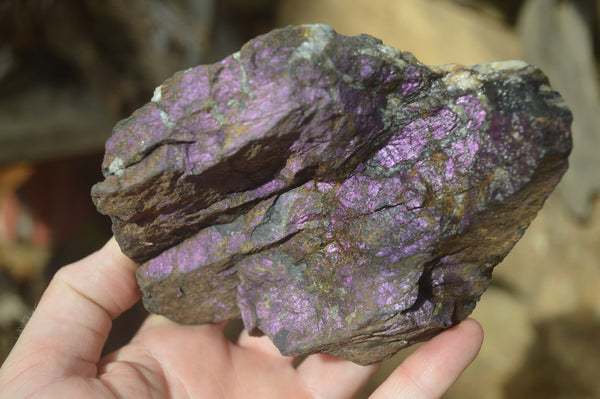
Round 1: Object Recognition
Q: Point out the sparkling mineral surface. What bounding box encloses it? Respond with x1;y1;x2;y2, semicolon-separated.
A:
91;24;572;365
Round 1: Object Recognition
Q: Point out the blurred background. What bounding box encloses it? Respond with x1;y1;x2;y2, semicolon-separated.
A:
0;0;599;397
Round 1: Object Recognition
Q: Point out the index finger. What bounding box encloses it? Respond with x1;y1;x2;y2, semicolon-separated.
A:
0;238;140;384
370;319;484;399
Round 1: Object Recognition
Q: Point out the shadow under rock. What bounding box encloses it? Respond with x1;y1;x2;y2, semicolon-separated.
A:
503;311;600;398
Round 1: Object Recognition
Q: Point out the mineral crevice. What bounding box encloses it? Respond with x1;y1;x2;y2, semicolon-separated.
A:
91;24;572;365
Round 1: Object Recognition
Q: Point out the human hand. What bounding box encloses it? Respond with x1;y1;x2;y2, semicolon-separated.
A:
0;238;483;398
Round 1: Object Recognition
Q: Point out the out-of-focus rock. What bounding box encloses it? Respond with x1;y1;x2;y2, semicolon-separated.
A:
0;85;114;164
445;193;600;398
0;0;215;164
9;0;215;109
276;0;521;65
519;0;600;219
92;25;571;364
504;312;600;398
80;0;214;91
495;194;600;322
445;287;535;399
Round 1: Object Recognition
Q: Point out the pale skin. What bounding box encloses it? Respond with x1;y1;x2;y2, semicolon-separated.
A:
0;238;483;399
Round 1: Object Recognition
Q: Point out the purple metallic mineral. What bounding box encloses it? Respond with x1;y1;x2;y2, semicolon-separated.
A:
91;24;572;365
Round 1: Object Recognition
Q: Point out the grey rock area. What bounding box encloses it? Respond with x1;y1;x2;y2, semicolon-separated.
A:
519;0;600;219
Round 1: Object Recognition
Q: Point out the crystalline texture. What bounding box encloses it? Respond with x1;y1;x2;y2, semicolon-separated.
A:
91;25;572;365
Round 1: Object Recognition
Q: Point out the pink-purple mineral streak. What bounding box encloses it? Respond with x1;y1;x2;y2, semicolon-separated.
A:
91;24;572;364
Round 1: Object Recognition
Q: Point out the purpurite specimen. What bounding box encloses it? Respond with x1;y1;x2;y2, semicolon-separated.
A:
91;25;572;365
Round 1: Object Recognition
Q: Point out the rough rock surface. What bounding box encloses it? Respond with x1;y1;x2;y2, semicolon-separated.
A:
91;24;572;365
